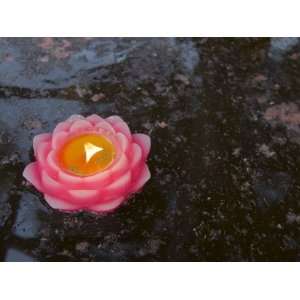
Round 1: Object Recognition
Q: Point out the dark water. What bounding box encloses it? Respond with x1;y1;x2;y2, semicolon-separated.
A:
0;38;300;261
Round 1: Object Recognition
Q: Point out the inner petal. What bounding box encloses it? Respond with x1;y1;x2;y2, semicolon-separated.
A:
58;134;116;177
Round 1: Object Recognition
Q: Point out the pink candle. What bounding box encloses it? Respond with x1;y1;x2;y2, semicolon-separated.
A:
23;114;151;212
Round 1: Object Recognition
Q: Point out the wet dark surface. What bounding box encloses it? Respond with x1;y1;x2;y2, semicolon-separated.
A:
0;37;300;261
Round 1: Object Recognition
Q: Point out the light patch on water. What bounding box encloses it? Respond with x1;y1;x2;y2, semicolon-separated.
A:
0;98;85;161
166;38;200;74
178;40;200;74
0;38;144;89
5;247;35;261
0;97;115;162
12;192;48;239
269;37;299;62
69;39;142;73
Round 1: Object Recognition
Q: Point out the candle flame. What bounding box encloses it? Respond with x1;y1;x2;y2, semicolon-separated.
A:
84;142;104;163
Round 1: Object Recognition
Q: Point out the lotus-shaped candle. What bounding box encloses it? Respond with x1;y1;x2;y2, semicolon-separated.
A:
23;114;151;212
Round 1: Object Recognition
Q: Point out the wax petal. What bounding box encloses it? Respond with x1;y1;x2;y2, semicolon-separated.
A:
47;150;60;172
105;170;131;199
89;197;125;212
23;162;43;191
113;121;131;140
106;115;124;125
69;119;92;132
67;114;85;123
131;165;151;193
36;141;51;166
68;189;99;204
46;151;60;173
58;171;84;189
83;170;112;189
52;131;68;149
86;114;104;125
130;143;143;174
37;151;57;179
95;121;115;134
33;133;51;155
132;133;151;159
44;194;80;210
110;153;129;179
116;132;130;153
41;170;64;194
53;121;71;136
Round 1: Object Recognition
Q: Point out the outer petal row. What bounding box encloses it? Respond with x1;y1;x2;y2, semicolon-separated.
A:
33;133;51;156
106;116;132;140
54;114;117;136
23;162;43;191
23;162;128;212
44;194;125;212
24;162;149;211
132;133;151;159
131;164;151;193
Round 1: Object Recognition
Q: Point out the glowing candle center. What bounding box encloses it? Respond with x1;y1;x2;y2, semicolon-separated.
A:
58;134;116;176
84;142;104;163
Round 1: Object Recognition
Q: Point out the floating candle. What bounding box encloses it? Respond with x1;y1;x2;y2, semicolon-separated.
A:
23;114;151;212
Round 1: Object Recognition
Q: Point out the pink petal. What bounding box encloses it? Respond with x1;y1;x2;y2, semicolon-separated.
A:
44;194;80;210
52;131;68;149
95;121;115;134
68;189;99;204
23;162;43;191
58;171;84;189
41;170;64;194
104;170;131;199
66;114;85;123
36;141;52;166
110;153;129;179
53;122;71;136
106;115;124;125
132;134;151;159
33;133;51;155
86;114;104;125
69;119;92;132
131;165;151;193
113;121;131;140
116;132;130;153
83;170;112;189
130;143;143;174
46;151;60;171
89;197;125;212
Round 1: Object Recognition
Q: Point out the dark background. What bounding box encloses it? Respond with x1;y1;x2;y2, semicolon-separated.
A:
0;38;299;261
